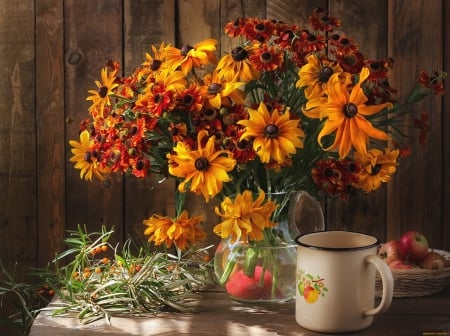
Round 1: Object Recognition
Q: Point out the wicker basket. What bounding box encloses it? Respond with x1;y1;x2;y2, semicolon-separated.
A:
375;249;450;298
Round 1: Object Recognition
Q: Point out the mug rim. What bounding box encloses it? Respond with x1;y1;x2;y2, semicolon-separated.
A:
295;230;380;251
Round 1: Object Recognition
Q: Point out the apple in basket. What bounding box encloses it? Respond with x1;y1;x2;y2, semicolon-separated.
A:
397;230;429;262
377;240;401;264
388;260;418;269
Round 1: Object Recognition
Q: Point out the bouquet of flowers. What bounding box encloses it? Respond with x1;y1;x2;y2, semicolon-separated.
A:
69;7;445;303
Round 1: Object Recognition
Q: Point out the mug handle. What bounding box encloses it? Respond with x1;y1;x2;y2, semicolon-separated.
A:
363;254;394;316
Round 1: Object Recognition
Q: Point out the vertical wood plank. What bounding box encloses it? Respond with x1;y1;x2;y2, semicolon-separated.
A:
266;0;327;23
443;1;450;251
0;0;37;270
324;0;389;241
123;0;177;247
386;0;443;248
177;0;222;250
36;0;65;266
0;2;36;334
64;0;124;244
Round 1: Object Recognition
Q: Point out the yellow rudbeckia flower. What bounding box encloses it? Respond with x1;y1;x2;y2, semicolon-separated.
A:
143;210;206;250
167;130;237;202
317;67;393;158
353;148;399;192
238;102;304;164
69;130;110;181
213;190;277;243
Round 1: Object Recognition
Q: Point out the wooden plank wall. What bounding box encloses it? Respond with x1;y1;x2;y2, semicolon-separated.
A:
0;0;448;277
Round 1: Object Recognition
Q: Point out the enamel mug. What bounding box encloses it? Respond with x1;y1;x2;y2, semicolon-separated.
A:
295;231;394;333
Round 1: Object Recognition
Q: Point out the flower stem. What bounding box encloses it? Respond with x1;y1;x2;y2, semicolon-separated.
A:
244;247;258;277
217;246;239;286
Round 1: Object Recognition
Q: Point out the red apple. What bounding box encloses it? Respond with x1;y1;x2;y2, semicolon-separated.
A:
378;240;401;264
397;230;429;262
388;260;417;270
225;266;273;300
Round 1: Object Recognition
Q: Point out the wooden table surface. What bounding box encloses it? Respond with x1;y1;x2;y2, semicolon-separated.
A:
30;286;450;336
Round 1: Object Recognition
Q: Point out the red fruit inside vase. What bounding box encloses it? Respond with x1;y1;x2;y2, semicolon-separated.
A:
225;265;273;300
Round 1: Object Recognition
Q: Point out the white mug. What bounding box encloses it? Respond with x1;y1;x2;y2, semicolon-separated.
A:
295;231;394;333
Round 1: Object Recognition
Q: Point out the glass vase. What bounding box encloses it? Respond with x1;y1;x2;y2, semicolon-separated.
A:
214;239;297;303
213;190;324;303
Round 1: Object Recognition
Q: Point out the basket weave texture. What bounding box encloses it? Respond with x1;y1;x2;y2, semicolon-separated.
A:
375;249;450;298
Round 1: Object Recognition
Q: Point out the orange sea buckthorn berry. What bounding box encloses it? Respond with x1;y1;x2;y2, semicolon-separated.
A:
101;245;108;252
48;289;55;296
94;246;102;255
135;265;142;272
73;271;80;279
83;271;91;279
102;257;109;264
95;267;102;274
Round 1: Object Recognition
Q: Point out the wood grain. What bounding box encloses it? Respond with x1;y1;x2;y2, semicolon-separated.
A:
326;0;389;241
443;0;450;251
0;0;447;300
36;0;66;265
63;0;125;245
123;0;177;249
29;286;450;336
0;0;37;268
386;0;443;247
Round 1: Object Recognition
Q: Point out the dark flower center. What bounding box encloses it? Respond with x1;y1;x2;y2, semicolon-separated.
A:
181;44;194;56
183;94;194;105
331;33;340;41
204;108;217;120
307;34;317;42
154;93;163;104
318;66;333;83
254;23;266;33
371;164;382;175
98;86;108;98
324;167;334;178
343;103;358;118
264;124;279;138
208;83;222;95
136;160;144;170
195;157;209;171
348;162;357;173
84;152;93;163
237;139;250;150
130;126;138;136
260;51;273;63
254;34;265;43
150;59;162;71
231;46;248;61
170;127;179;136
370;62;381;71
340;38;349;45
320;15;330;24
